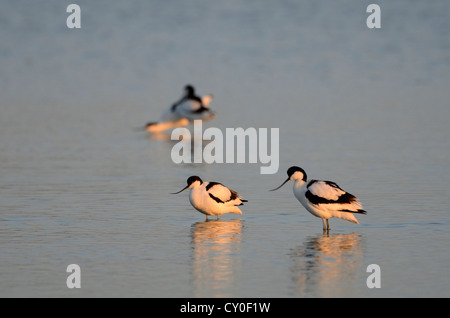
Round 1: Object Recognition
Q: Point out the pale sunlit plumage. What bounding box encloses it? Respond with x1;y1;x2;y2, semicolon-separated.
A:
271;166;366;231
172;176;247;220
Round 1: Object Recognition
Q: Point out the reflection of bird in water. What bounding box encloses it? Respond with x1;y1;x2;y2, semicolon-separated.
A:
289;232;364;297
191;219;243;245
190;219;243;297
146;85;215;133
172;176;247;220
271;166;366;232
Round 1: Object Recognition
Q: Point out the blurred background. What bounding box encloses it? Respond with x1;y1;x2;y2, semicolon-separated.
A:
1;0;449;297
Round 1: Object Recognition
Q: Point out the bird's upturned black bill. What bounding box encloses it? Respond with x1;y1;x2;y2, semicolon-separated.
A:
171;185;189;194
270;177;290;191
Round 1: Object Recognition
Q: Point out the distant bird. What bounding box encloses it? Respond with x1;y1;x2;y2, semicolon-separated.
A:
172;176;247;220
271;166;366;231
146;85;215;132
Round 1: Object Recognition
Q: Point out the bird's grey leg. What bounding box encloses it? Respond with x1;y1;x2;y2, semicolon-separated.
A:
322;219;330;234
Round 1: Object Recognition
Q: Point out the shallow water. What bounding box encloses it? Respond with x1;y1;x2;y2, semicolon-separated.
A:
1;1;450;297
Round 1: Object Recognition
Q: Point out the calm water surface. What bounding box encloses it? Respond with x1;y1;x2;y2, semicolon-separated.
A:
1;1;449;297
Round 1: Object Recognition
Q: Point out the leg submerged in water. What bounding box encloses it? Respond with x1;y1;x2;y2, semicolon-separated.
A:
322;218;330;231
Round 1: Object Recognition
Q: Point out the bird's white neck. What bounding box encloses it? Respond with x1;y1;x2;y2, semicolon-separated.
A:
293;178;307;190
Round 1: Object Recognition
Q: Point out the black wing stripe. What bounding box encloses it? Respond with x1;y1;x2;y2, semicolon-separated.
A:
171;97;187;112
307;179;319;188
323;180;345;191
209;193;224;204
340;209;367;214
205;182;222;191
305;190;357;205
191;106;209;114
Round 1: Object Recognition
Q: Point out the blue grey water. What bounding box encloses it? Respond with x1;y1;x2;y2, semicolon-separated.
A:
1;0;449;297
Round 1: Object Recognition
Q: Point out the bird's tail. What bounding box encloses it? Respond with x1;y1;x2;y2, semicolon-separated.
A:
337;209;364;224
238;198;248;206
230;206;243;215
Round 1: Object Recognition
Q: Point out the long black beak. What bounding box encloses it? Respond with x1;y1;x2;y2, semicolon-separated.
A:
269;177;290;191
171;185;189;194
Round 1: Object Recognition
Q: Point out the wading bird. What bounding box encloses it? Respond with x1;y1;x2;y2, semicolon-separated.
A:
172;176;247;220
271;166;366;231
146;85;214;132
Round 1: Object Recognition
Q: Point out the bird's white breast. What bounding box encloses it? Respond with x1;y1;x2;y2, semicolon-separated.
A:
293;182;325;218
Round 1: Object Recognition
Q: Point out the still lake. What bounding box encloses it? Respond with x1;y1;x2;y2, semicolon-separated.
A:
1;1;449;297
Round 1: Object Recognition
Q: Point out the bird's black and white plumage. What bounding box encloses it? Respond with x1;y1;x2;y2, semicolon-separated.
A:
172;176;247;220
271;166;366;231
146;85;215;132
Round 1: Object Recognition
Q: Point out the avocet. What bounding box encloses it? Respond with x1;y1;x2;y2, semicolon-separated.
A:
271;166;366;231
146;85;214;132
172;176;247;220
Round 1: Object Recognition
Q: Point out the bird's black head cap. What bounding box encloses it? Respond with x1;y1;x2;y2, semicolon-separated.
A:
187;176;202;185
287;166;307;181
